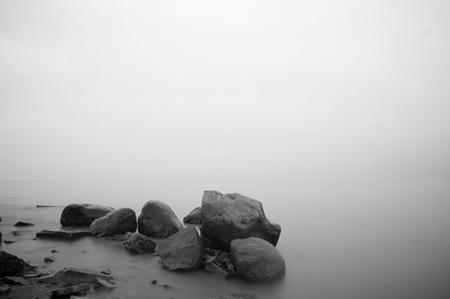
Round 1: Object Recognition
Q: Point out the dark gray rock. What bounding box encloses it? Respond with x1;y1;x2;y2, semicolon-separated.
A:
4;276;29;285
0;250;37;277
0;285;11;296
122;232;157;254
138;200;183;238
231;237;285;282
94;277;115;290
51;283;90;297
157;226;204;271
200;190;281;251
211;294;256;299
39;267;113;286
183;207;201;224
0;231;2;242
60;204;114;227
36;230;91;240
14;221;34;227
44;256;55;263
90;208;137;237
203;248;236;278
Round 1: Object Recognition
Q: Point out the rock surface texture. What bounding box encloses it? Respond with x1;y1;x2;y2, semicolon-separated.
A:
138;200;183;238
122;232;157;254
39;267;114;286
36;230;91;240
183;207;201;224
60;204;114;226
230;237;285;282
90;208;137;237
157;226;204;271
0;251;36;276
200;190;281;251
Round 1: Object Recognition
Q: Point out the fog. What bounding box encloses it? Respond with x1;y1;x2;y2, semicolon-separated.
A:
1;0;449;181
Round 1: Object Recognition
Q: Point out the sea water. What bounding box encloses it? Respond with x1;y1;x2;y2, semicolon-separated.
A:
0;181;449;299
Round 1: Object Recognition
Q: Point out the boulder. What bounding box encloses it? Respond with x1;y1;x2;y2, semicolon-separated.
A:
230;237;285;282
157;226;204;271
0;251;37;277
200;190;281;251
122;232;157;254
183;207;201;224
90;208;137;237
60;204;114;226
36;230;91;240
138;200;183;238
39;268;113;286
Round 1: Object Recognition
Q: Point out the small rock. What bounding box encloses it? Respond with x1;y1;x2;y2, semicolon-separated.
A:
3;240;16;244
211;294;256;299
204;261;234;279
0;231;2;242
12;231;20;236
36;205;54;208
151;279;157;285
4;276;29;285
100;269;112;275
39;267;114;286
0;216;2;221
52;249;59;253
122;232;157;254
51;283;90;297
94;277;115;290
44;256;55;263
14;221;34;227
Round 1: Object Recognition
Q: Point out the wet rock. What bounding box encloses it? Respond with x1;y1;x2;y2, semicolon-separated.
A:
51;283;90;297
211;294;256;299
183;207;201;224
36;205;55;208
204;261;234;279
94;277;115;290
14;221;34;227
44;256;55;263
138;200;183;238
4;276;29;285
0;231;2;242
122;232;157;254
157;226;204;271
39;267;114;286
3;240;16;244
0;285;11;295
203;248;236;278
200;190;281;251
0;250;37;276
52;249;59;253
60;204;114;227
36;230;91;240
231;237;285;282
90;208;137;237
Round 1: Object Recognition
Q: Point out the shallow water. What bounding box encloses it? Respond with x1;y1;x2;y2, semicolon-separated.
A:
1;181;450;299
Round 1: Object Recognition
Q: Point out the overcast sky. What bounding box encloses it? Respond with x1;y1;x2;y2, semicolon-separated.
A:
1;0;449;181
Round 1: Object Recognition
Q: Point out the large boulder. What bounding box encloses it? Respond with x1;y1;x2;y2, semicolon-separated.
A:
60;204;114;226
183;207;202;224
138;200;183;238
230;237;285;282
0;251;37;277
157;226;204;271
122;232;157;254
90;208;137;237
200;191;281;251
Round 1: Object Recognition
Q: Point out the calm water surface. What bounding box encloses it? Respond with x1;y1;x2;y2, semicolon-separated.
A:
0;181;449;299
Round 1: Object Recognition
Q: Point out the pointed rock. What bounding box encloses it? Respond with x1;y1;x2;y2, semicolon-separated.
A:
122;232;157;254
90;208;137;237
183;207;201;224
138;200;183;238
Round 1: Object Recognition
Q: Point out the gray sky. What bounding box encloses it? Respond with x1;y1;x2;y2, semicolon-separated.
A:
1;0;449;181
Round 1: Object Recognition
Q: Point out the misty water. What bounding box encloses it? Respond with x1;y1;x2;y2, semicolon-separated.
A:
1;181;449;299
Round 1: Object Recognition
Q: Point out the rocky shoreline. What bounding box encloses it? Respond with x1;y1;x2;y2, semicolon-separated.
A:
1;190;285;298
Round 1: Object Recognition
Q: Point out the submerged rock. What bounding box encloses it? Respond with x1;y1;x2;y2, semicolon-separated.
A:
0;250;37;277
200;190;281;251
90;208;137;237
60;204;114;227
51;283;90;297
138;200;183;238
122;232;157;254
157;226;204;271
36;230;91;240
183;207;201;224
39;267;114;286
231;237;285;282
94;277;115;290
14;221;34;227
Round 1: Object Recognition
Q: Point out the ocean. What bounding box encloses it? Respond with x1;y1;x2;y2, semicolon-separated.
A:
1;180;449;299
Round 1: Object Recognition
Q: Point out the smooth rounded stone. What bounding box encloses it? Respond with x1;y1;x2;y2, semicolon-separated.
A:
90;208;137;237
157;226;204;271
200;190;281;251
60;204;115;226
0;250;37;276
138;200;183;238
183;207;201;224
122;232;157;254
230;237;285;282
